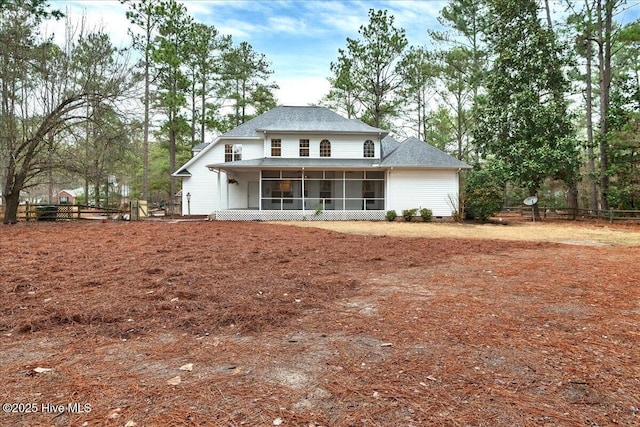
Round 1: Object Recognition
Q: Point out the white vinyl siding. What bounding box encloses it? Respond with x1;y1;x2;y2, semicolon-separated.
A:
265;133;381;159
180;165;220;214
211;138;263;163
226;171;260;209
386;169;459;217
236;140;263;160
179;142;262;214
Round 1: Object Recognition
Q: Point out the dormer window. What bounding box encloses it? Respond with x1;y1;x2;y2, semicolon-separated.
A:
364;140;374;157
271;139;281;157
320;139;331;157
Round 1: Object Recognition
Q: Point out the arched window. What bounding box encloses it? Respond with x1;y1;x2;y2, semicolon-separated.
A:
363;140;374;157
320;139;331;157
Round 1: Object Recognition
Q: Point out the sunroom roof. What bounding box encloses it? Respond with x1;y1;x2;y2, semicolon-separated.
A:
206;158;381;170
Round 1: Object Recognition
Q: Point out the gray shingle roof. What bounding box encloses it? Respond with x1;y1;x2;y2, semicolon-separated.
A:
380;137;471;169
192;142;210;152
380;135;401;158
174;108;470;177
223;106;388;137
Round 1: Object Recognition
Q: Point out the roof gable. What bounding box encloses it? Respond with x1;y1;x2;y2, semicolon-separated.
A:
381;137;471;169
58;189;77;197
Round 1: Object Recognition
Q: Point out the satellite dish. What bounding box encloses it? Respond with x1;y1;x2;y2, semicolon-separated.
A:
523;196;538;206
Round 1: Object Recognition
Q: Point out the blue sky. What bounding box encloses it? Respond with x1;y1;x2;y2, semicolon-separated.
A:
48;0;640;106
184;0;447;104
46;0;447;105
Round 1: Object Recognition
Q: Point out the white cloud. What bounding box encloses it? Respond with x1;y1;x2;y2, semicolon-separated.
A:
304;1;368;35
44;1;131;48
276;76;331;106
267;15;310;34
214;18;258;39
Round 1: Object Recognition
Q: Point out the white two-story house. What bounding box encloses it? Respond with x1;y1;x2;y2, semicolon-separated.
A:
173;106;470;220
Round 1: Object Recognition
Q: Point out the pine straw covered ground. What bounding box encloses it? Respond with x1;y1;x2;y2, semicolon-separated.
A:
0;219;639;427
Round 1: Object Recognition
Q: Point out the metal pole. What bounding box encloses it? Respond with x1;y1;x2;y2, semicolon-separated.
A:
532;204;535;222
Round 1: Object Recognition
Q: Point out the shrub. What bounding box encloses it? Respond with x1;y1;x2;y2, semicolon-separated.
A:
385;210;397;221
402;208;418;222
419;208;432;222
464;165;505;221
447;193;464;222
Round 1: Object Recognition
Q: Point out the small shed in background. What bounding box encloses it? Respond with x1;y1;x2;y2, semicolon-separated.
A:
56;189;77;204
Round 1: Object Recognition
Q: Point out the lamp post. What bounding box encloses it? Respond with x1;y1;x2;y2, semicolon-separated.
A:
186;192;191;217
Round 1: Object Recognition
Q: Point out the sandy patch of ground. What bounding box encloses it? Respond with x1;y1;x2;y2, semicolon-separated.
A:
281;218;640;246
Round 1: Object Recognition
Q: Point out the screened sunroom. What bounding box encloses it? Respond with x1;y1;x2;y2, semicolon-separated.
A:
205;158;388;220
260;169;385;211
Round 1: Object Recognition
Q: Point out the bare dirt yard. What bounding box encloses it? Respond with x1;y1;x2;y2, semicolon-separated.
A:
1;218;639;426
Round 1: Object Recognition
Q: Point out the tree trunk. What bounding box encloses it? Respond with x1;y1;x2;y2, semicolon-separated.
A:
544;0;553;28
94;182;100;208
584;17;599;213
84;178;89;207
143;58;150;200
47;142;54;203
567;184;579;220
190;80;196;148
3;190;20;224
420;100;425;142
2;162;24;224
457;91;463;160
142;21;152;201
597;0;613;211
200;79;206;145
169;127;176;212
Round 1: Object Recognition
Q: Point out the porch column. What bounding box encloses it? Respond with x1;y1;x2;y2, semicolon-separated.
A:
342;171;346;211
259;170;262;211
217;170;221;210
301;167;305;215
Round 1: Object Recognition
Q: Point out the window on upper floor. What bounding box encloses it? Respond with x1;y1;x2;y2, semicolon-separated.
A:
224;144;232;162
225;144;242;162
299;139;309;157
271;139;281;157
364;140;375;157
233;144;242;161
320;139;331;157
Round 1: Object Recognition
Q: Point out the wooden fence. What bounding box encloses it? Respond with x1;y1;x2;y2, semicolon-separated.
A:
0;200;179;222
0;203;135;221
502;206;640;223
